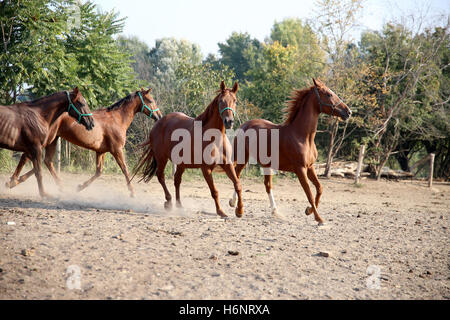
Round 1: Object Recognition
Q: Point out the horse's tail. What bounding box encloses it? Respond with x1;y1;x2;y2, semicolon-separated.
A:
131;139;157;183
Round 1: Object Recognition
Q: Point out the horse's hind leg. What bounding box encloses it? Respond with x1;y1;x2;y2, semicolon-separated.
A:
263;172;278;216
111;149;135;198
295;167;324;225
43;139;63;190
229;163;246;207
6;154;29;188
77;152;105;192
155;158;172;210
306;166;323;216
201;167;227;218
174;165;185;208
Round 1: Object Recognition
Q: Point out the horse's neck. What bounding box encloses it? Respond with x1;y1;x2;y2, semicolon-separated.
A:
197;102;225;133
288;90;319;140
114;98;140;128
37;93;67;126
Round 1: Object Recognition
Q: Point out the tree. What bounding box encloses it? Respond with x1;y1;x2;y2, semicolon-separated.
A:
174;61;235;117
358;19;449;180
243;19;325;124
117;35;153;83
0;0;69;104
217;32;262;83
63;2;137;107
149;37;202;87
312;0;365;177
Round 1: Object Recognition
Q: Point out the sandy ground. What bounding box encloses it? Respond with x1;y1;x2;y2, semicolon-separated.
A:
0;170;448;300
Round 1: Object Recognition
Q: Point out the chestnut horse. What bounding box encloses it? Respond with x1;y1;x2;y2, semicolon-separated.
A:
133;81;243;218
229;79;352;225
1;88;94;198
6;88;162;197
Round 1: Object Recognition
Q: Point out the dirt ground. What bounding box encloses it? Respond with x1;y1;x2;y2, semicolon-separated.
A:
0;171;448;300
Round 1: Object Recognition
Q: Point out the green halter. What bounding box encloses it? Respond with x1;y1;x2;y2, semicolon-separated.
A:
138;92;159;119
66;91;92;123
219;105;236;118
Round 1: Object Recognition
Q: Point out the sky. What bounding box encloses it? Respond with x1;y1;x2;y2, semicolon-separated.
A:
92;0;449;56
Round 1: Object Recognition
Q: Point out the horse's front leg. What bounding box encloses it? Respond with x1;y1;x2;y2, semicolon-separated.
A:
6;154;29;188
77;152;105;192
201;167;227;218
229;163;246;208
222;163;244;217
295;166;324;225
111;149;135;198
306;166;323;216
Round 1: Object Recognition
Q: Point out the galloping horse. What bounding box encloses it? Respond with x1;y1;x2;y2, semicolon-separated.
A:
6;88;162;197
229;79;352;225
133;81;244;218
1;88;94;198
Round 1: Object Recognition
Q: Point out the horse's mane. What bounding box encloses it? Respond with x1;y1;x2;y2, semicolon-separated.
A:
282;86;313;125
106;93;135;111
26;91;62;106
195;91;222;122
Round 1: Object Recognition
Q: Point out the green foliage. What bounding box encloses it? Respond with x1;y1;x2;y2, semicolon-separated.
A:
217;32;262;82
1;0;448;180
0;149;14;173
175;61;235;117
0;0;137;107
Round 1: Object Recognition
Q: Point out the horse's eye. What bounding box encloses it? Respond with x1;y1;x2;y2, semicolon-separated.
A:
327;93;332;97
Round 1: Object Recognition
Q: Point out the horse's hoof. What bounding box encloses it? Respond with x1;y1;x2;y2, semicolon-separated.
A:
164;201;173;210
5;180;16;189
318;221;325;226
305;207;313;216
76;184;84;192
41;193;55;200
176;201;183;209
217;210;228;218
235;207;243;218
229;199;236;207
130;193;136;198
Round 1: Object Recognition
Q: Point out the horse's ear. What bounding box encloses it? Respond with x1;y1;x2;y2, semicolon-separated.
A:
312;78;318;87
232;81;239;93
146;87;153;94
220;80;226;93
72;87;81;101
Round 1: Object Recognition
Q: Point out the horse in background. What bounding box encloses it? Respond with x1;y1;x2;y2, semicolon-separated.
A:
229;79;352;225
6;88;162;198
1;88;94;198
133;81;244;218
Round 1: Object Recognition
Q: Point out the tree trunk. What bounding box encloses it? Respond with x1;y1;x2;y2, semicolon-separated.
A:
324;120;338;178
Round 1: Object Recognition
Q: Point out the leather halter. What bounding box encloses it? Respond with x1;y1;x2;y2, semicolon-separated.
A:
313;86;342;116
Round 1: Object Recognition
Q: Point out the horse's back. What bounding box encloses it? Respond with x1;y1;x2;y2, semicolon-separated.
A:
239;118;280;132
151;112;195;139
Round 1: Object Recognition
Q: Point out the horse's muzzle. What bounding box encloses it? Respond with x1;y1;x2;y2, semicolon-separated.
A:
340;108;352;121
223;118;234;129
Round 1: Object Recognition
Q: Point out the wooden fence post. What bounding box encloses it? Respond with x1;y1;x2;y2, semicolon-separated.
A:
355;145;365;184
57;138;61;174
429;153;435;188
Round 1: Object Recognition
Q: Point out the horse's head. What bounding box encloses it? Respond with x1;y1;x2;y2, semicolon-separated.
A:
218;80;239;129
67;87;95;130
138;88;163;121
312;78;352;121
